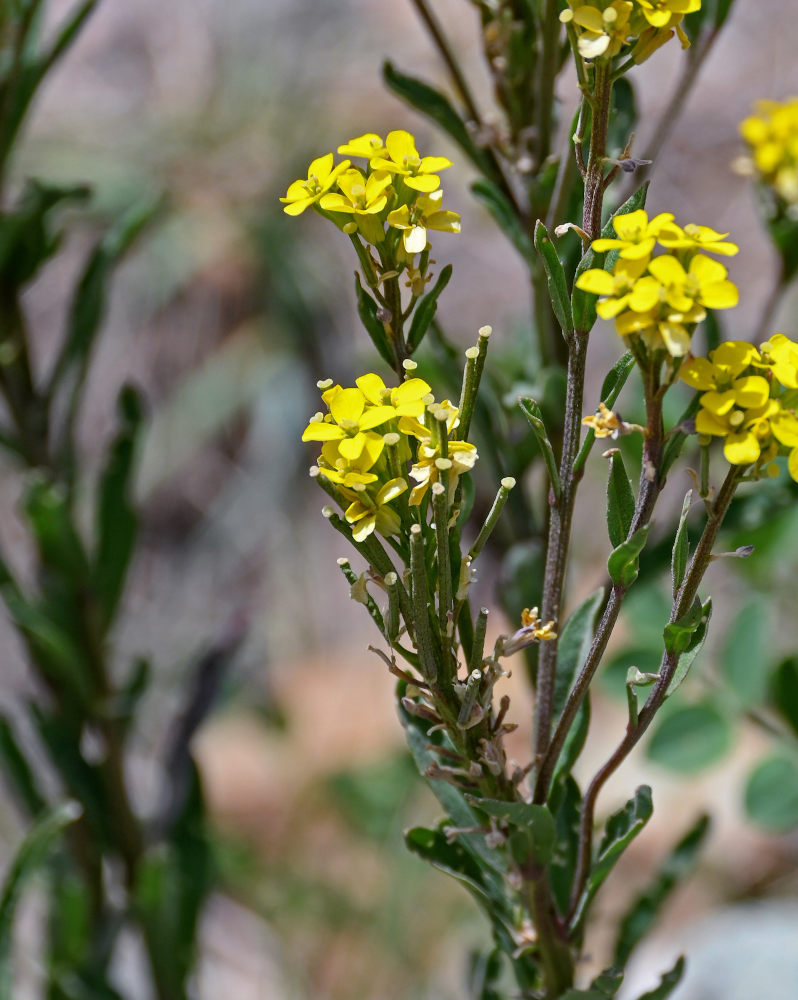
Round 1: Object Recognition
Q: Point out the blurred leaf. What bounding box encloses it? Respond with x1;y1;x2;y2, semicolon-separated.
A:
0;180;88;286
561;965;623;999
766;212;798;282
608;523;651;587
0;800;81;1000
606;451;635;548
408;264;452;352
326;752;418;841
614;814;710;964
0;715;46;819
136;761;212;998
472;179;534;266
0;2;99;170
632;956;685;1000
744;753;798;832
671;491;692;596
354;273;394;367
549;775;581;916
555;696;590;782
50;193;160;393
467;949;503;1000
94;386;143;632
383;62;494;176
25;476;89;581
534;221;573;335
719;599;769;703
405;824;491;899
554;589;604;719
647;702;732;773
684;0;737;40
607;76;636;156
572;184;648;331
574;786;653;928
770;657;798;737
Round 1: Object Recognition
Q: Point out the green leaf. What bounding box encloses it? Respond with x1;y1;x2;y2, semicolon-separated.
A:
0;716;46;819
555;697;591;781
771;657;798;737
575;786;653;928
662;595;704;656
0;800;82;999
553;589;605;719
408;264;452;351
549;775;581;916
572;183;648;331
94;386;143;631
744;753;798;832
607;522;651;588
519;397;561;499
671;491;692;596
614;814;710;965
632;956;685;1000
647;702;732;773
405;824;489;899
472;179;534;266
464;796;555;864
561;966;623;1000
51;193;159;391
719;598;769;703
534;221;573;335
383;62;494;176
354;273;394;367
665;598;712;697
606;451;635;548
25;476;89;581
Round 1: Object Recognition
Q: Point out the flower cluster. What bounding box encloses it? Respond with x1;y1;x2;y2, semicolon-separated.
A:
574;209;739;357
560;0;701;62
680;336;798;479
280;130;461;254
302;371;478;541
739;97;798;207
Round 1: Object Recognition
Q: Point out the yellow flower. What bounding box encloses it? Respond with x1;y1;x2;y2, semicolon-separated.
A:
591;209;675;260
646;253;739;312
615;304;704;357
633;0;700;29
355;373;432;416
371;130;452;193
280;153;351;216
400;400;477;505
343;478;408;542
560;2;634;60
319;168;392;216
575;257;658;318
770;409;798;482
656;222;739;257
302;384;395;462
740;98;798;204
337;133;388;159
387;190;461;254
679;341;765;404
757;333;798;388
696;398;779;466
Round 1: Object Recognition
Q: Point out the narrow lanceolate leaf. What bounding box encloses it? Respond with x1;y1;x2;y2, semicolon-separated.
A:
0;801;82;1000
0;717;46;819
94;386;143;632
472;180;534;266
632;956;685;1000
614;814;710;965
519;397;561;499
408;264;452;351
606;451;635;548
572;183;649;331
607;523;651;588
354;273;394;367
534;221;574;336
553;589;605;719
666;598;712;697
574;786;653;928
382;62;494;176
671;491;692;596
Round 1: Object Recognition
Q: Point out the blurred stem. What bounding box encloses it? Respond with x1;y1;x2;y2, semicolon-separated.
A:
569;464;741;920
536;0;560;167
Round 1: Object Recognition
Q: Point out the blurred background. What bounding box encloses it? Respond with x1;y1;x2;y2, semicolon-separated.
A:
4;0;798;997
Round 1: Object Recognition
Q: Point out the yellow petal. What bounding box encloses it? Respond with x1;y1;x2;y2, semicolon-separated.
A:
680;357;718;391
699;281;739;310
302;422;344;441
575;268;616;295
338;433;367;461
404;225;428;254
351;513;377;542
329;387;366;425
789;448;798;482
356;373;388;404
700;390;737;416
648;254;687;285
386;130;418;164
404;174;440;192
724;432;760;466
376;477;408;505
732;375;770;409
